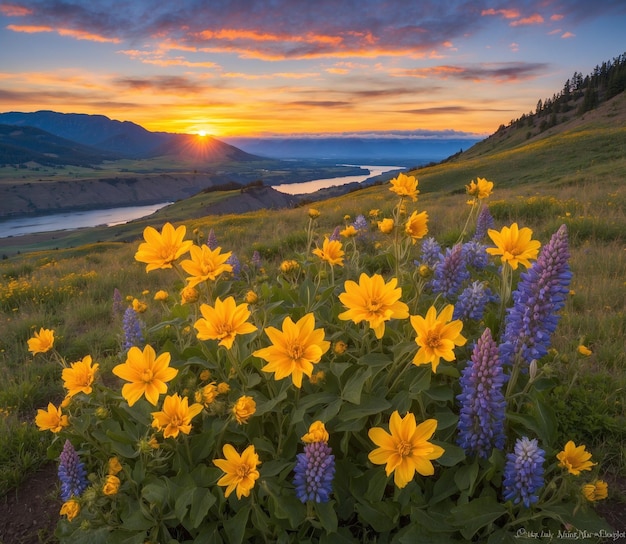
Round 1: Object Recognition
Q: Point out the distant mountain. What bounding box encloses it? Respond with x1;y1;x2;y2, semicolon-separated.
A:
222;136;481;162
0;124;119;166
0;111;260;162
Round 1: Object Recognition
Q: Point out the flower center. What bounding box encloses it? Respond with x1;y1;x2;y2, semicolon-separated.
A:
367;299;382;313
236;465;251;479
425;330;442;349
142;369;154;383
396;440;412;457
170;415;182;428
289;342;305;361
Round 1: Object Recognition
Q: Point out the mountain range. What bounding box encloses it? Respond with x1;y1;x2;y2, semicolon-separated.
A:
0;111;259;164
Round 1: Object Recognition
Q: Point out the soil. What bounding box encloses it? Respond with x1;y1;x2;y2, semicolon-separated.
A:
0;464;60;544
1;465;625;544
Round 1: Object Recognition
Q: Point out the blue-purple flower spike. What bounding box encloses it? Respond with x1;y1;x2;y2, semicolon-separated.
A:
206;229;218;250
431;244;470;299
473;205;495;241
122;307;144;351
293;441;335;503
503;437;545;508
500;224;572;366
58;439;88;501
453;281;493;322
457;328;506;458
352;214;369;232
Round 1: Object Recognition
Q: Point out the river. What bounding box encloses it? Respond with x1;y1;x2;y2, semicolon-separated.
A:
0;164;403;238
273;164;402;195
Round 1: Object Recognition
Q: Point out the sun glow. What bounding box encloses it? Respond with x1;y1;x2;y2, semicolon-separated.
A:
197;130;207;137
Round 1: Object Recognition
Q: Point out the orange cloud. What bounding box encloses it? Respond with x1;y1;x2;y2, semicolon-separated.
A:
7;24;120;43
509;14;544;27
0;4;32;16
481;8;520;19
561;32;575;39
550;14;564;21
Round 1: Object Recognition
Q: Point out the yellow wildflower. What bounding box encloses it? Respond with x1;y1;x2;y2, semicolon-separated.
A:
134;222;193;272
368;411;444;488
194;296;258;350
557;441;596;475
151;393;203;439
582;480;608;502
108;457;123;476
578;345;592;356
27;327;55;355
195;383;218;406
312;237;345;267
214;444;261;499
180;285;199;304
333;340;348;355
232;395;256;424
60;499;80;521
217;382;230;394
338;273;409;339
103;474;121;496
340;225;358;238
466;177;494;199
405;210;428;243
154;290;169;301
280;260;300;273
389;173;419;201
62;355;99;397
302;421;329;443
35;402;69;433
410;304;467;373
245;290;258;304
486;223;541;270
253;313;330;388
112;345;178;406
378;218;394;234
180;244;233;288
308;208;320;219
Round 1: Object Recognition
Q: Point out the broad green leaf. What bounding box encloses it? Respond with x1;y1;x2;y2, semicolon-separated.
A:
449;496;507;540
315;500;338;534
189;487;217;529
341;366;372;404
223;505;250;544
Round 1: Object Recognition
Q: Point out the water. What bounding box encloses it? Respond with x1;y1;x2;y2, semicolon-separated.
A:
0;202;172;239
0;164;404;238
273;165;403;195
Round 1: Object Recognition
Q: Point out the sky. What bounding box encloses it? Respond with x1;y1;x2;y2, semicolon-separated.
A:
1;1;625;139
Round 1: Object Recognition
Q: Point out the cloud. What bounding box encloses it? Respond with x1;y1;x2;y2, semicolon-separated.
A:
0;4;32;16
481;8;521;19
392;62;549;83
509;14;545;27
561;31;576;38
7;23;120;42
114;76;208;94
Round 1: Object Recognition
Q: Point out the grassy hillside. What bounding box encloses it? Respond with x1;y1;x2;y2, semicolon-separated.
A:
0;92;625;541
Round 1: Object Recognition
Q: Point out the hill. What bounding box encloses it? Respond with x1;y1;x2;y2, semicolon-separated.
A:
0;124;119;166
0;110;260;162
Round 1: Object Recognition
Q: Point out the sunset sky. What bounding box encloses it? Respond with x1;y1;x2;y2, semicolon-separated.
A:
1;1;625;138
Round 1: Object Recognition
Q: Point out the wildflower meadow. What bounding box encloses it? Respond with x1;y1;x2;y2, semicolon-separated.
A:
28;174;616;543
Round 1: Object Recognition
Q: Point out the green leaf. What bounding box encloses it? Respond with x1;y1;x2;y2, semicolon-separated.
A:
222;504;250;544
141;480;169;509
315;500;338;534
449;496;507;540
453;459;480;494
189;487;217;529
336;394;391;423
434;442;465;467
355;500;399;533
120;506;154;531
341;366;372;404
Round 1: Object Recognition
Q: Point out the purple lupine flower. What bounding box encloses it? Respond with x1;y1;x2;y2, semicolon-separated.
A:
58;440;88;501
462;240;489;270
122;307;143;351
112;288;124;317
499;225;572;366
329;226;342;241
293;441;335;503
352;214;369;232
453;281;493;321
251;250;262;268
227;253;241;279
431;244;470;299
418;237;442;268
206;229;218;250
457;329;506;458
473;205;495;241
503;437;545;507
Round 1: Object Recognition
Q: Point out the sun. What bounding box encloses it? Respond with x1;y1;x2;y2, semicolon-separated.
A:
197;130;207;137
